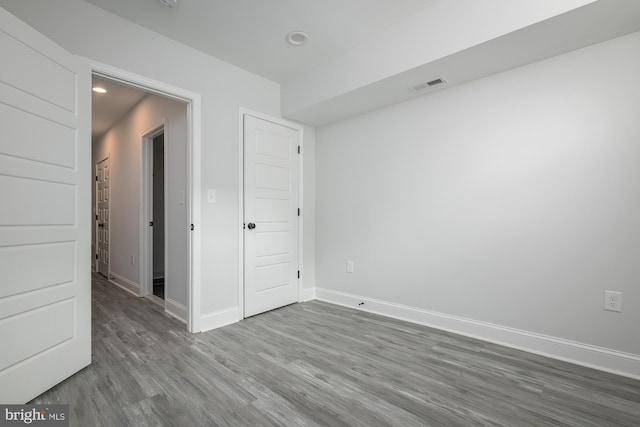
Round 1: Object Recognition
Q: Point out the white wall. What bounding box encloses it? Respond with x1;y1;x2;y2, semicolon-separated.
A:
93;94;189;309
0;0;316;328
316;32;640;373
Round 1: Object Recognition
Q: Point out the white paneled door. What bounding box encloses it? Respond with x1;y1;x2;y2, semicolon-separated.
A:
0;8;91;403
96;157;110;277
244;115;299;317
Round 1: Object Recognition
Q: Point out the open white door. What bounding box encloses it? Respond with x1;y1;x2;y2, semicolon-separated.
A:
244;115;299;317
0;8;91;403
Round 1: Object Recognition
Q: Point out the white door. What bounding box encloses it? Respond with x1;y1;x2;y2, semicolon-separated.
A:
96;157;110;277
244;115;299;317
0;8;91;403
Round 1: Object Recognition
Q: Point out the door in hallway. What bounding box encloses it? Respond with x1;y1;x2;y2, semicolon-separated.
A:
96;157;110;277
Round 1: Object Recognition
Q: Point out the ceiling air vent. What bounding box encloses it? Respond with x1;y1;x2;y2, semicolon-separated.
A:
412;77;446;92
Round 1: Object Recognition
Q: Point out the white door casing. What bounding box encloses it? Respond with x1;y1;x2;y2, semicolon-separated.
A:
243;115;300;317
96;157;110;277
0;8;91;403
89;63;201;333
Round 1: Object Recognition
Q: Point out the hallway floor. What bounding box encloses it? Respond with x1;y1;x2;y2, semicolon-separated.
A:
32;273;640;426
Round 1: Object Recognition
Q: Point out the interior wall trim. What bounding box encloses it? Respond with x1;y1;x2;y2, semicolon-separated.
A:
301;288;316;302
200;307;239;332
165;298;187;324
314;287;640;380
108;273;140;297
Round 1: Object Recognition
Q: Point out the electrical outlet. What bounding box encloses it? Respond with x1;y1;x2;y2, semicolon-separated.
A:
604;290;622;312
346;260;354;274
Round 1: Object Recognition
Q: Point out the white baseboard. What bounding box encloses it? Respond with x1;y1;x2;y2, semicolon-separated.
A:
314;287;640;380
165;298;187;324
109;273;140;297
200;307;239;332
301;287;316;302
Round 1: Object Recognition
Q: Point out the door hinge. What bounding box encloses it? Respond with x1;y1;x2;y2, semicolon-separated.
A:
149;221;153;226
191;224;194;231
298;208;300;216
95;214;98;220
95;254;98;260
298;145;300;154
95;176;98;181
298;270;300;279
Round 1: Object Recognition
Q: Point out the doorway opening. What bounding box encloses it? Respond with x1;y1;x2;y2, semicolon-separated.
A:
152;132;165;301
142;125;167;307
90;63;202;332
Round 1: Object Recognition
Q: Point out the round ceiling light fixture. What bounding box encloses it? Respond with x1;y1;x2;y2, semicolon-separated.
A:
286;31;309;46
92;87;107;94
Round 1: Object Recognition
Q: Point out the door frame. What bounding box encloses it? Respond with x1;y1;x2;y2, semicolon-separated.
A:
140;122;167;305
95;155;110;276
86;58;202;333
238;108;304;320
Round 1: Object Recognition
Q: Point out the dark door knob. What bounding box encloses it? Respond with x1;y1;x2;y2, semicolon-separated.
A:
247;223;256;230
98;223;104;228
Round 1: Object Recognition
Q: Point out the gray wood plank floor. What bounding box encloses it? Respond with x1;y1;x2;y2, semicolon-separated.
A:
32;273;640;426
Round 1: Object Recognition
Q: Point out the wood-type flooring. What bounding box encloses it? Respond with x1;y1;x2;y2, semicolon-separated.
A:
32;273;640;426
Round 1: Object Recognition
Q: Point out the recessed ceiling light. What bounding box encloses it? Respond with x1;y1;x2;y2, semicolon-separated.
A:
92;87;107;94
286;31;309;46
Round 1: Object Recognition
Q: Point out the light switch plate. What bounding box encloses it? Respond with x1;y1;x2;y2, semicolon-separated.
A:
207;189;216;204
